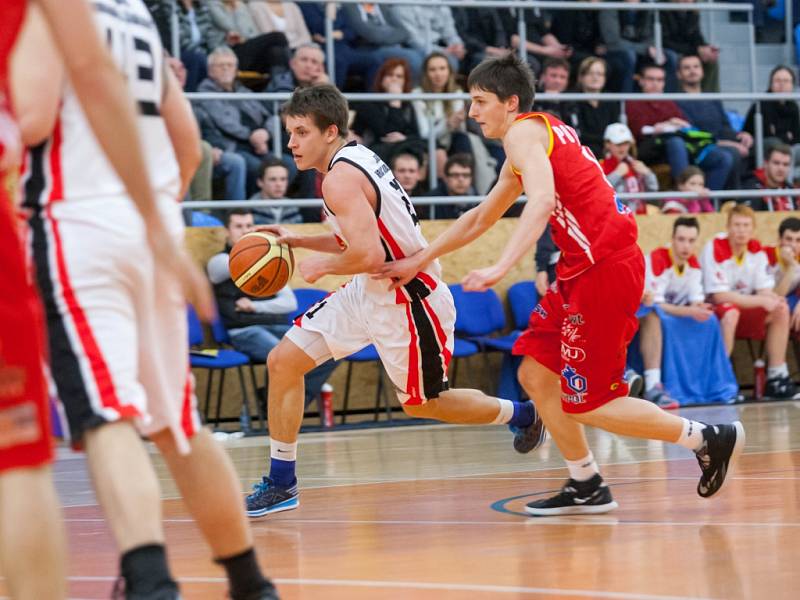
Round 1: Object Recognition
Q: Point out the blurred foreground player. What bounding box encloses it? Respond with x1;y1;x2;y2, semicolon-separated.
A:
13;1;277;597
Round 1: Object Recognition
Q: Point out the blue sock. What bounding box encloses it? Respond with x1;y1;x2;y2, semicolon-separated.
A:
508;400;535;428
269;458;296;489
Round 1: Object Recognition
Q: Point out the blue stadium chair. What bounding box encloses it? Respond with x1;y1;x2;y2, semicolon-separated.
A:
190;210;223;227
507;281;539;331
187;305;254;431
340;344;387;424
449;284;517;352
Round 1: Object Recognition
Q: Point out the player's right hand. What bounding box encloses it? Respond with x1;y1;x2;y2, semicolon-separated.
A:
148;230;216;322
254;224;300;247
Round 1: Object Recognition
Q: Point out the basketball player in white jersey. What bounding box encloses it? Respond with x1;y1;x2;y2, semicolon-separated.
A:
13;2;277;598
246;85;543;517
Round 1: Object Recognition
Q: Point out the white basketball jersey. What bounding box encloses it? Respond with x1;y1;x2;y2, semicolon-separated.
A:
29;0;179;206
325;142;442;304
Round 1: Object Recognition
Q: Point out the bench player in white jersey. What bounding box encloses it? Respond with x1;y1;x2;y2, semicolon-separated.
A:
764;217;800;329
245;85;543;517
14;2;278;598
701;205;798;400
639;217;713;407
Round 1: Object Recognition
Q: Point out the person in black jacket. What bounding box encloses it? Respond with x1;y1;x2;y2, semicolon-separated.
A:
452;5;511;73
534;225;560;297
744;65;800;182
573;56;620;158
660;0;720;92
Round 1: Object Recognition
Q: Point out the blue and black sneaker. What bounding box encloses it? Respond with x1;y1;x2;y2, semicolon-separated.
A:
509;401;547;454
246;477;299;518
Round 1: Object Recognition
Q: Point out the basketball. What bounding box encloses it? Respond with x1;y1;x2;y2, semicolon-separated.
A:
229;231;294;297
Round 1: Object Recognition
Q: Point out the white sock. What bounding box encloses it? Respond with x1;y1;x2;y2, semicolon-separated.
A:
767;363;789;380
676;419;706;452
566;452;599;482
492;398;514;424
269;438;297;462
644;368;661;391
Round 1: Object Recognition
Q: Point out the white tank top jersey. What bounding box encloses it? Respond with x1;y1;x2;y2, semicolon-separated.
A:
324;142;443;304
27;0;179;206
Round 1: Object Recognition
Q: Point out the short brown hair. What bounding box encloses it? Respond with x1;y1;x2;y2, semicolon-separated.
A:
444;153;473;176
467;53;536;113
726;203;756;225
766;143;793;161
282;84;349;138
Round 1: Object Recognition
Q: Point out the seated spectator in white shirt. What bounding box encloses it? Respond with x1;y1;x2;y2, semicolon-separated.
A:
640;217;712;408
249;158;303;225
701;205;798;399
764;217;800;330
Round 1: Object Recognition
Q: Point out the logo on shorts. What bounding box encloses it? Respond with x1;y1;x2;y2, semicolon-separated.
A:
561;365;588;404
560;342;586;362
568;313;584;325
533;304;548;319
615;195;632;215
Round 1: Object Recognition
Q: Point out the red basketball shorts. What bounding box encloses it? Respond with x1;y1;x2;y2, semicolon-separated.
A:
713;303;768;340
0;195;53;473
513;245;645;413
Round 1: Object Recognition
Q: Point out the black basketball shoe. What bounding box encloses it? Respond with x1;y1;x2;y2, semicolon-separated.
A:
525;474;618;516
695;421;745;498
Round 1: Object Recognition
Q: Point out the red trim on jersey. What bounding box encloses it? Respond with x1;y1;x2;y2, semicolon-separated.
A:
404;302;423;405
377;218;406;259
748;239;763;253
416;271;438;291
47;120;63;204
649;247;673;277
764;245;778;267
688;255;701;269
422;297;452;370
180;367;195;438
713;236;763;263
46;205;134;417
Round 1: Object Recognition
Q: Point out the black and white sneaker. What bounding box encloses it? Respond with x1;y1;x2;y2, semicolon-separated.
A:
525;474;618;516
695;421;745;498
764;376;800;400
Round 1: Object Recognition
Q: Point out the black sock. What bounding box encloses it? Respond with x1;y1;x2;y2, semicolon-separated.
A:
120;544;177;594
216;547;272;600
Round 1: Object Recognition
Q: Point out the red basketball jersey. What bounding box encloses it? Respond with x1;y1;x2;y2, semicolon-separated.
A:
511;112;638;280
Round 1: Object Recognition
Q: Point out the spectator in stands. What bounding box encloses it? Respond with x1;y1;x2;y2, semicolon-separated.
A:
601;123;658;214
743;65;800;182
452;4;510;72
534;225;559;297
661;0;720;92
766;217;800;328
146;0;215;91
549;4;601;76
351;58;425;165
701;205;798;398
298;2;359;89
266;43;329;92
195;47;286;195
573;56;620;158
391;151;426;197
248;1;312;50
393;5;465;71
532;58;576;125
662;166;715;214
627;63;733;190
249;158;302;225
598;1;678;92
500;6;571;76
207;0;290;76
432;154;476;220
340;2;424;85
207;209;336;404
412;52;471;180
743;144;797;211
639;217;737;406
677;55;751;190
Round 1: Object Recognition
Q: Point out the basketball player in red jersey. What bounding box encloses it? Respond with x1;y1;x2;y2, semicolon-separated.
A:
377;53;745;515
1;0;210;597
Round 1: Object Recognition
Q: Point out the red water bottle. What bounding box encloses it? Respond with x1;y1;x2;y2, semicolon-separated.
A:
753;359;766;400
320;383;334;428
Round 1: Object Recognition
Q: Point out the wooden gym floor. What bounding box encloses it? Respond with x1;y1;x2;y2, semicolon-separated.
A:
3;401;799;599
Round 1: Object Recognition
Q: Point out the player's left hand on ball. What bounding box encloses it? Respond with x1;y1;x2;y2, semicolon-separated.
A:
299;256;326;283
462;265;504;292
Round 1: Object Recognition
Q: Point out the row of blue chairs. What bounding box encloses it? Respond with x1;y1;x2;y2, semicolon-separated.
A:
188;282;540;430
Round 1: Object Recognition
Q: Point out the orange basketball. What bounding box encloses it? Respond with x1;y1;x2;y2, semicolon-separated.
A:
229;232;294;298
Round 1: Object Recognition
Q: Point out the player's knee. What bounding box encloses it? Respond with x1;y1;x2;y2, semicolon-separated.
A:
266;340;293;374
720;308;740;329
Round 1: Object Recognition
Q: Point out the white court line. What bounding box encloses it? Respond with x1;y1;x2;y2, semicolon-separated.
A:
58;447;800;509
52;576;713;600
62;517;800;528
